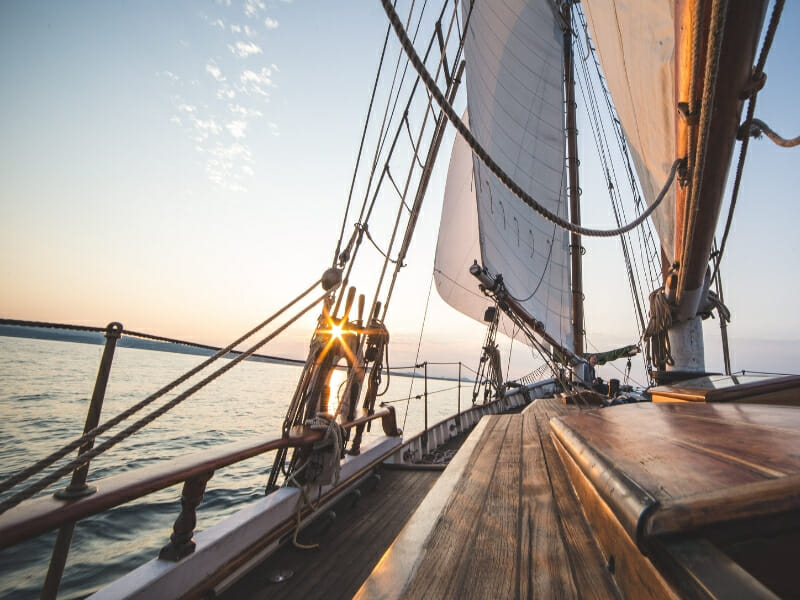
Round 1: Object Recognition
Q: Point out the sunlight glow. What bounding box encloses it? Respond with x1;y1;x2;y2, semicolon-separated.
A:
330;323;344;340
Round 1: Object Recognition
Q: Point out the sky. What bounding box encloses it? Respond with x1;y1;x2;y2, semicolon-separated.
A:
0;1;798;384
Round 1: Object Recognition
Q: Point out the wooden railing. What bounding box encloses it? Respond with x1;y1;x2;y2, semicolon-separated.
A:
0;407;399;552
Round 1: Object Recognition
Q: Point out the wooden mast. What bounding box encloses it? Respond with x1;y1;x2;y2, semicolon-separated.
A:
668;0;768;372
563;1;584;357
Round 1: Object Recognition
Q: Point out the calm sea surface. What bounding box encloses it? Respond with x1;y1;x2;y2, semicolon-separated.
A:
0;336;467;599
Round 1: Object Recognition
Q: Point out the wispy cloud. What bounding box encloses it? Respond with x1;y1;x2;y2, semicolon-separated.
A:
228;41;263;58
205;63;225;82
244;0;265;18
165;1;286;191
226;120;247;139
216;86;236;100
229;104;263;118
239;66;274;97
207;143;253;191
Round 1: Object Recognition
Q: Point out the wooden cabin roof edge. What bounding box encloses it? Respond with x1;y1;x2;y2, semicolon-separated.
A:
644;473;800;537
549;412;658;544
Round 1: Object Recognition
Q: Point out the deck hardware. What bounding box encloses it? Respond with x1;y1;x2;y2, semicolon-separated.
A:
606;555;616;574
268;569;294;584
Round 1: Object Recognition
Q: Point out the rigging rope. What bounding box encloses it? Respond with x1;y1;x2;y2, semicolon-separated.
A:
678;0;728;299
379;0;680;239
742;118;799;148
573;6;654;340
0;286;333;513
403;271;435;429
712;0;785;283
333;21;393;266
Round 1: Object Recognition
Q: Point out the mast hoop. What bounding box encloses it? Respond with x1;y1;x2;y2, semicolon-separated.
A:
380;0;681;239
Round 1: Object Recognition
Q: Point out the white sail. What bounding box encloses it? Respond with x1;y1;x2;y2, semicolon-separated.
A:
435;0;573;350
581;0;677;260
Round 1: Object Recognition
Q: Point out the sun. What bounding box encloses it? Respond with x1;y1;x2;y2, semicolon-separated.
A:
330;323;344;340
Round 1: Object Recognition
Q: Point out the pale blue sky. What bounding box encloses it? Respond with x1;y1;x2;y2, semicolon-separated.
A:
1;1;798;382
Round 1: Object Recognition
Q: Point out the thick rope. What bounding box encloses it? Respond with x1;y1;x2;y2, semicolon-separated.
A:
643;288;674;371
744;118;799;148
678;0;728;300
379;0;678;238
0;290;331;514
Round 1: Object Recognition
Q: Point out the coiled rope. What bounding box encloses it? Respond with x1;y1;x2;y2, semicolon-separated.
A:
643;288;674;371
379;0;680;238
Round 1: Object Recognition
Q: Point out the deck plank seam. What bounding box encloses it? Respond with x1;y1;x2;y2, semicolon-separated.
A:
532;408;585;598
452;415;515;600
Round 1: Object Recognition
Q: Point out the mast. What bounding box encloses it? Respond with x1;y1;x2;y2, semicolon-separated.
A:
668;0;768;372
563;1;584;357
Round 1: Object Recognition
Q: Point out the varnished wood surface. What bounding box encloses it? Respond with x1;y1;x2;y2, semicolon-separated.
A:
552;435;676;600
550;403;800;539
649;373;800;405
220;467;440;600
358;398;622;598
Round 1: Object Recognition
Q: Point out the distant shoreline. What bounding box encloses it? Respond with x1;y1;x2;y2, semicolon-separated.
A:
0;324;470;383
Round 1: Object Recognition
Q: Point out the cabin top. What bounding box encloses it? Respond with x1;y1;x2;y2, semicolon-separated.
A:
649;373;800;405
551;402;800;541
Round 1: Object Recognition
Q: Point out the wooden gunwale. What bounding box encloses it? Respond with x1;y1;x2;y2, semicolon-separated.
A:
181;437;408;600
0;407;399;550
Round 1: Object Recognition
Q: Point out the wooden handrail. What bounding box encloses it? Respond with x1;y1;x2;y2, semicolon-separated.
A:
0;407;399;550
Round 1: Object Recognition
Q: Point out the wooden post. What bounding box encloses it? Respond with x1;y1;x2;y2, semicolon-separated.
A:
159;472;214;561
41;322;122;600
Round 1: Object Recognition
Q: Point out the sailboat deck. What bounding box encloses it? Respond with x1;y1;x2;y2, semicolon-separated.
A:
219;466;440;600
358;399;800;599
357;397;621;599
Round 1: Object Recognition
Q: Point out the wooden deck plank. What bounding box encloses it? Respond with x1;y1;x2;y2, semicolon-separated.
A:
520;407;580;598
456;414;522;599
220;467;439;600
358;397;626;599
403;415;513;598
529;405;622;600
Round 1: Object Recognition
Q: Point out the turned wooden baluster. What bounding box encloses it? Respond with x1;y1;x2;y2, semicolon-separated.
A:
159;471;214;561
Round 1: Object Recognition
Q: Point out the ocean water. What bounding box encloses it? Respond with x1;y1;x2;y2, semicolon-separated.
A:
0;336;467;599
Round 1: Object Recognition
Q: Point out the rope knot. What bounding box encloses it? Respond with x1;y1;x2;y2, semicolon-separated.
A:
739;70;767;100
